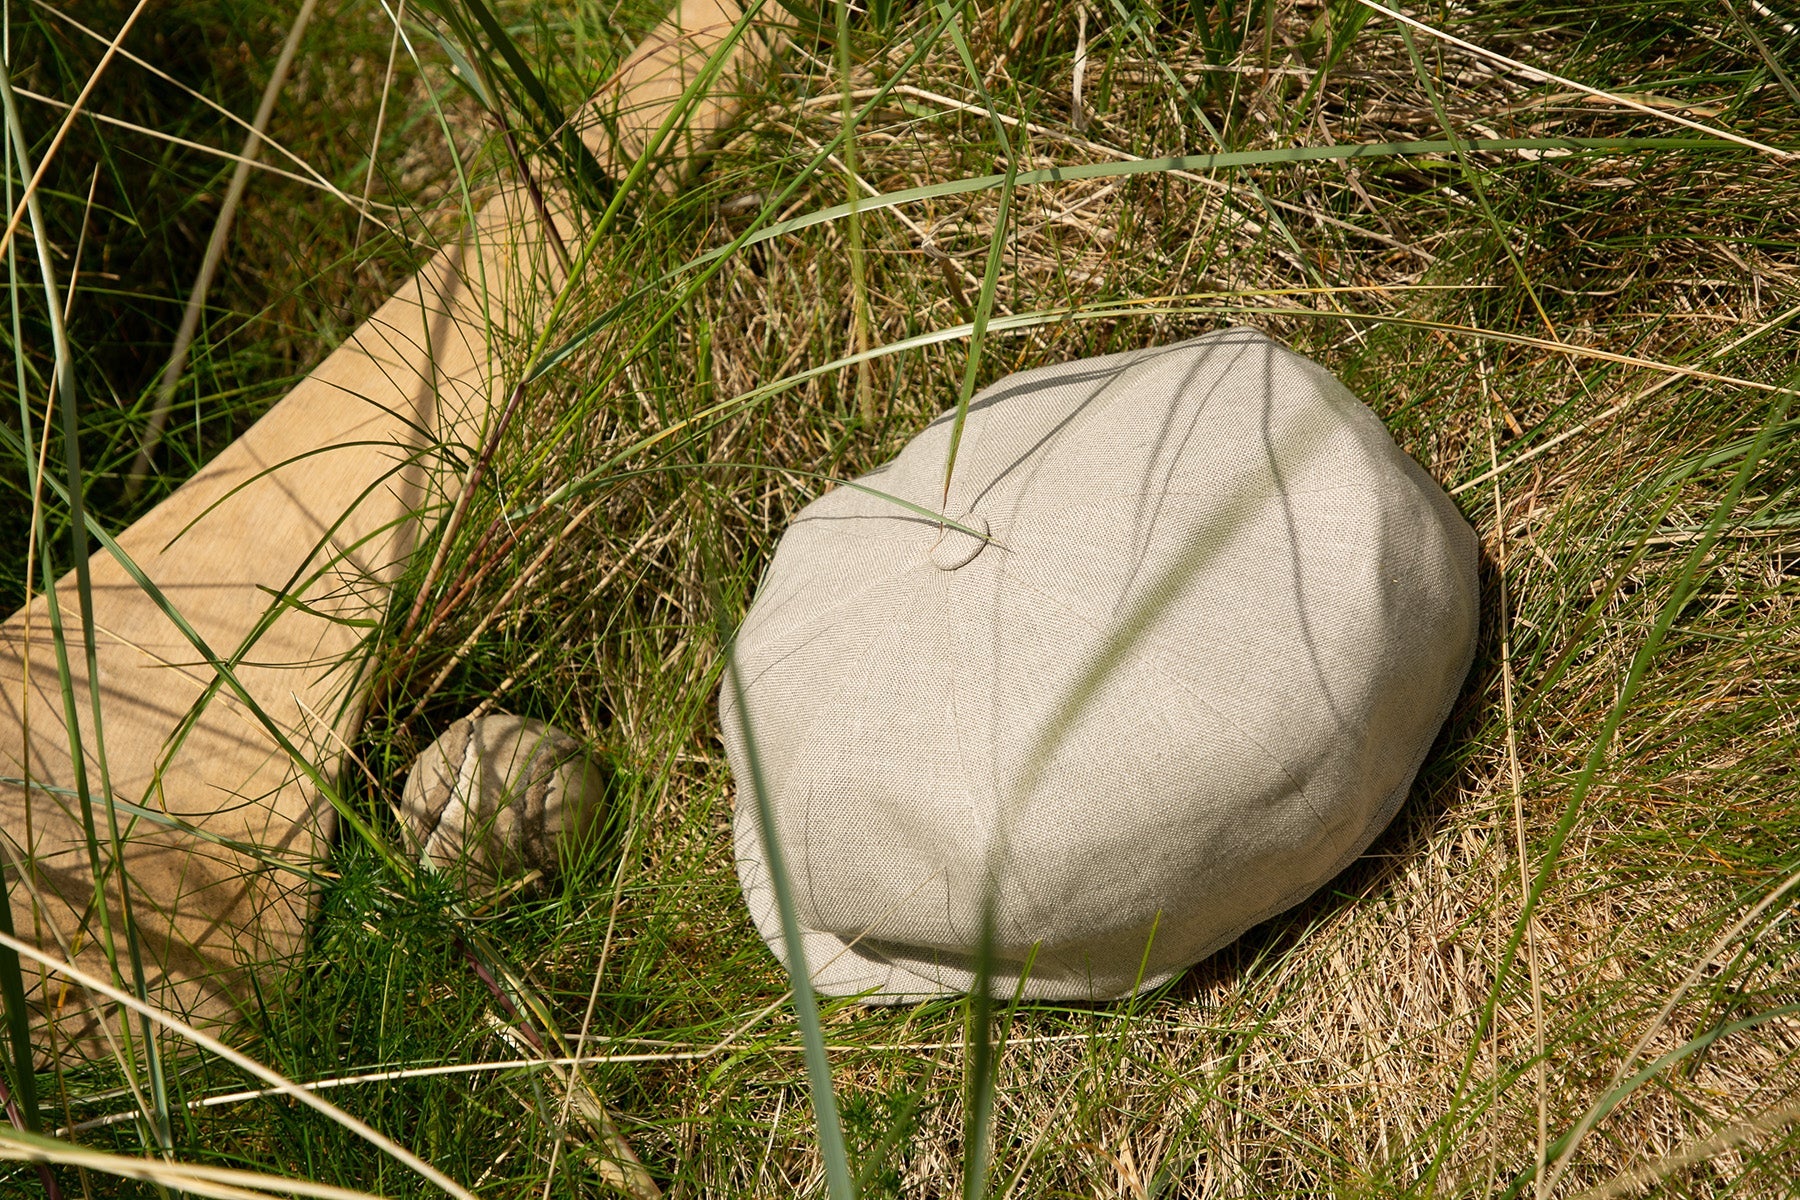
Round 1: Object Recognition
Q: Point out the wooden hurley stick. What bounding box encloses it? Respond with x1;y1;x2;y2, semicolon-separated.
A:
1;0;773;1069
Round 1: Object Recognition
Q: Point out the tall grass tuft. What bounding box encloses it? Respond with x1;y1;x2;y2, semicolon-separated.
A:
4;0;1799;1196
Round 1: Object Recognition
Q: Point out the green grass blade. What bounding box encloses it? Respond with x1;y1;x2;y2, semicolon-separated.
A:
0;41;40;1139
523;0;974;386
720;650;854;1200
961;895;996;1200
1;776;333;886
451;0;614;206
734;137;1735;249
931;0;1014;509
519;0;779;381
0;929;478;1199
0;855;39;1134
526;294;1800;523
0;49;172;1150
10;444;408;882
1099;0;1324;286
837;0;873;423
1397;24;1558;338
1498;1001;1800;1199
417;20;498;110
1;1123;391;1199
1284;0;1374;137
528;134;1733;383
1354;0;1794;156
923;8;1013;1190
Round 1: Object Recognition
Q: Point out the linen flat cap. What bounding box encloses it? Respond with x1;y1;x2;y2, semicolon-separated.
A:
722;326;1478;1001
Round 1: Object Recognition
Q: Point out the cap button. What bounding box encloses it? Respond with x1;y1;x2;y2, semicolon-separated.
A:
930;512;990;571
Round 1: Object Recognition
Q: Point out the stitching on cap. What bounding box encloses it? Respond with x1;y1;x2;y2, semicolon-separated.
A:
999;572;1326;830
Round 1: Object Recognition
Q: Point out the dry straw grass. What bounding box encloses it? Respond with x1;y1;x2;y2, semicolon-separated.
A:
427;6;1797;1195
8;0;1799;1195
363;4;1800;1195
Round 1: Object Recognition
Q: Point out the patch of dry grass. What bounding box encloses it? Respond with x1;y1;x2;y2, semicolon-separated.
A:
411;5;1798;1193
11;0;1799;1195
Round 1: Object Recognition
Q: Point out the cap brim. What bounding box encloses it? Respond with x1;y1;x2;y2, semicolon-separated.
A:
737;843;968;1003
737;831;1192;1003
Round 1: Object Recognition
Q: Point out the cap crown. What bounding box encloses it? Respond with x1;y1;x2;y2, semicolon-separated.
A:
724;328;1478;1000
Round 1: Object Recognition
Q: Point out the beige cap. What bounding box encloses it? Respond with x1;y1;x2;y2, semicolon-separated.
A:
722;327;1478;1001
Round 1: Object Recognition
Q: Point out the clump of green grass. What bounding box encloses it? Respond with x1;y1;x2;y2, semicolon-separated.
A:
0;0;468;614
7;0;1800;1196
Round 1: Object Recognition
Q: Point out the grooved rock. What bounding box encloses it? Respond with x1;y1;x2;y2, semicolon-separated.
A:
400;715;607;893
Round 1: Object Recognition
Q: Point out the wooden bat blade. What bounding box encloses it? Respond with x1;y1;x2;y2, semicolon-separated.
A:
2;0;771;1065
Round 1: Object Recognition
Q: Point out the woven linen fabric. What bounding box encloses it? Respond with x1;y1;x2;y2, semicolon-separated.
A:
722;326;1479;1001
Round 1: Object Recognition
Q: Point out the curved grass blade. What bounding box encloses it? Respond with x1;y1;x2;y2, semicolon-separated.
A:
528;135;1735;383
2;777;333;886
719;638;854;1200
0;932;477;1199
1097;0;1324;288
525;0;978;387
838;0;873;423
403;0;777;638
1398;23;1558;338
414;0;613;206
1499;1002;1800;1199
418;19;497;110
1354;0;1795;157
962;891;997;1200
931;0;1015;510
158;438;453;554
922;7;1014;1188
0;415;441;886
526;294;1799;522
12;448;411;883
0;51;172;1149
0;44;40;1140
719;137;1738;253
1284;0;1374;138
0;855;38;1135
2;1125;386;1199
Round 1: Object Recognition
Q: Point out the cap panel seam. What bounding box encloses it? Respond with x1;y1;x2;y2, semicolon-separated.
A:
996;570;1328;832
950;545;1041;949
950;337;1209;516
731;545;925;695
768;563;940;932
944;572;979;946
